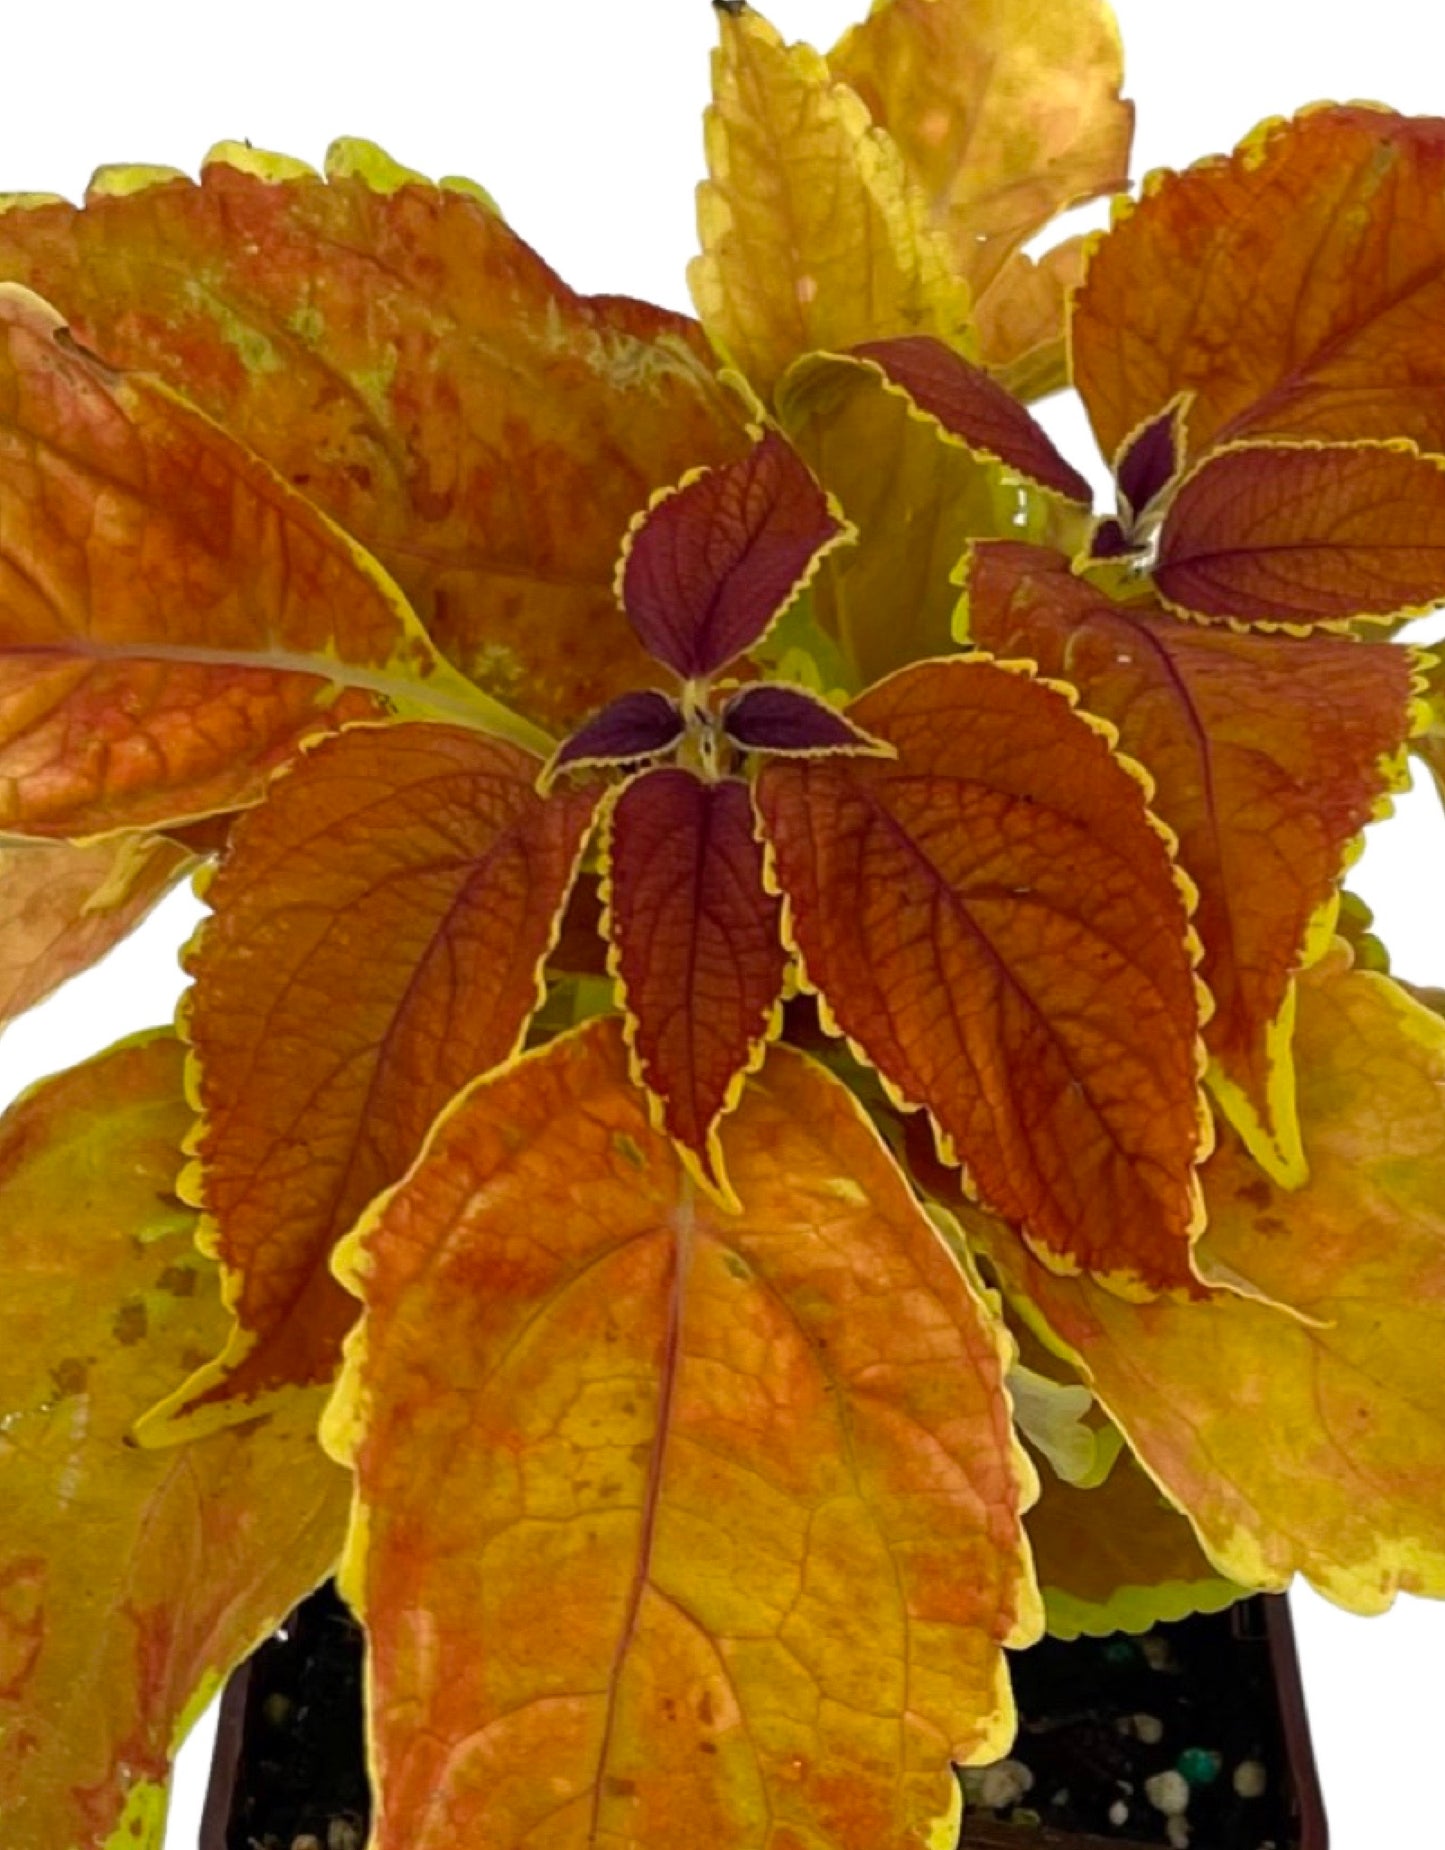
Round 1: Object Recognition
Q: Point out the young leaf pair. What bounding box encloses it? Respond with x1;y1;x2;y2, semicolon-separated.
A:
546;430;882;1198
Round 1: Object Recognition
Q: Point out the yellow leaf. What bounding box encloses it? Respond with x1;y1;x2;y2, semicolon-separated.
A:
777;351;1086;683
829;0;1133;298
971;236;1091;400
0;1034;349;1849
1027;1443;1246;1641
690;7;971;400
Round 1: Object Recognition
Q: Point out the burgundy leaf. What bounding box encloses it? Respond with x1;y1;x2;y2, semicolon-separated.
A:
1116;397;1187;522
1088;516;1136;560
852;335;1094;505
722;683;889;757
547;690;685;782
604;768;786;1187
619;431;847;680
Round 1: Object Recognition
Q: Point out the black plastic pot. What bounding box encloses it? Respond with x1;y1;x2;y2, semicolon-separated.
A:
957;1595;1326;1849
202;1583;367;1850
203;1588;1325;1850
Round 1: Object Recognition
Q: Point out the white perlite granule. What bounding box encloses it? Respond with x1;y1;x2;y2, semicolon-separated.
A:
964;1758;1034;1810
1232;1758;1268;1799
1144;1769;1191;1816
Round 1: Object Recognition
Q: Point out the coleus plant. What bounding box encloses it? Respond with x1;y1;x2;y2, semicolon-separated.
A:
4;1;1445;1846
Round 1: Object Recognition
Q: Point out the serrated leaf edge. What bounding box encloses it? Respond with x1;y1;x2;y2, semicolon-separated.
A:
609;436;858;680
779;345;1091;517
594;770;787;1211
757;651;1217;1303
133;722;597;1445
317;1018;1047;1825
1154;435;1445;632
1070;99;1406;455
954;545;1431;1182
721;681;895;761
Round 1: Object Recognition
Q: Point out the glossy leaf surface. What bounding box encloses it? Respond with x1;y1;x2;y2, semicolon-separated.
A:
1074;107;1445;462
152;722;597;1436
778;351;1084;685
983;946;1445;1610
690;8;971;399
851;337;1093;504
0;833;192;1030
605;770;785;1190
0;153;747;732
323;1019;1039;1850
966;542;1417;1178
828;0;1132;301
1153;441;1445;628
620;433;847;680
0;1033;349;1849
756;659;1207;1291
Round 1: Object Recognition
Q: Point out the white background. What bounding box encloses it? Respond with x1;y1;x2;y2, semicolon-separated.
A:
0;2;1441;1846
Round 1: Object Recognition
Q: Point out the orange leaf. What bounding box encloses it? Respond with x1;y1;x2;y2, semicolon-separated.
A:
0;285;455;694
322;1018;1039;1850
0;150;748;733
1153;440;1445;628
965;541;1418;1179
0;833;193;1030
976;943;1445;1610
604;770;786;1192
142;722;598;1440
1074;106;1445;464
756;658;1209;1292
0;1033;349;1848
969;236;1090;402
828;0;1132;300
690;8;971;400
0;656;381;838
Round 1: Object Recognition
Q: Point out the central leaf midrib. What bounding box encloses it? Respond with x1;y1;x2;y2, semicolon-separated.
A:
587;1187;692;1846
849;771;1181;1245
